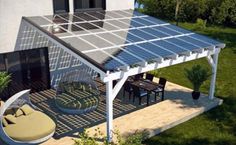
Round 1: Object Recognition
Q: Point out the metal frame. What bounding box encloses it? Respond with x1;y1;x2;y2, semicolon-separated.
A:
15;10;226;142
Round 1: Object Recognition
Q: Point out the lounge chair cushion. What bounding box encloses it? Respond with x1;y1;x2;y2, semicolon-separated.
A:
15;109;24;117
4;111;56;141
5;114;17;124
2;117;8;127
4;108;15;115
20;104;34;115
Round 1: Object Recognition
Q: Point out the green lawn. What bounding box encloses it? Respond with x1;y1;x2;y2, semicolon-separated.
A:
144;24;236;145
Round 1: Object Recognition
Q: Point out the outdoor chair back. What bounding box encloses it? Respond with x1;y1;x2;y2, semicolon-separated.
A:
159;77;167;89
132;85;148;105
123;81;133;100
146;73;154;81
134;73;144;81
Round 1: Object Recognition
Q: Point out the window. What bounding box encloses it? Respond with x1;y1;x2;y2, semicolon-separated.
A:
0;48;50;101
53;0;69;14
74;0;105;12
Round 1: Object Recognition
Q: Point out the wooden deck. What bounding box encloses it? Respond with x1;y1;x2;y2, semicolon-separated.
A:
0;78;222;145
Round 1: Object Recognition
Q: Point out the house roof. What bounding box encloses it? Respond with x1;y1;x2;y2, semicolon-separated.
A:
25;10;225;73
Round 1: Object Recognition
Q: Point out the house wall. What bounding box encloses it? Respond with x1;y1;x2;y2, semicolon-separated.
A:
106;0;134;11
0;0;53;53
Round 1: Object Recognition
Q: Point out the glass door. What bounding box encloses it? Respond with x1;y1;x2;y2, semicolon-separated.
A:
53;0;69;14
74;0;105;12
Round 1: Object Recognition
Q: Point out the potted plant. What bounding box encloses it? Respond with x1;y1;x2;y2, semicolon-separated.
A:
0;72;11;106
184;65;210;100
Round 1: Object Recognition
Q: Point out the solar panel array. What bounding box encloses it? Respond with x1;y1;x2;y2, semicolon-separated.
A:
29;10;224;71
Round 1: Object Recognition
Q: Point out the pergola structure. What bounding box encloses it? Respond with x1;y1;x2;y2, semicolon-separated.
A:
14;9;225;142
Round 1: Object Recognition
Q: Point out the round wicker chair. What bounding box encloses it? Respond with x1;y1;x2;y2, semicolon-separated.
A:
55;70;100;114
0;90;56;145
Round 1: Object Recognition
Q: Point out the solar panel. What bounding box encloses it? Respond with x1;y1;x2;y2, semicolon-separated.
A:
28;10;224;72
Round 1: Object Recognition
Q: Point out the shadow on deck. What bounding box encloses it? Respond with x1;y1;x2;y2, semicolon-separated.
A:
30;79;163;139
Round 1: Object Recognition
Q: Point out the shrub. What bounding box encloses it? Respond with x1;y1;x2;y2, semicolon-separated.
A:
0;72;11;94
74;128;148;145
194;18;207;30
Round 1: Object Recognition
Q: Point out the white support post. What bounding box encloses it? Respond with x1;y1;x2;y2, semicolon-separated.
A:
69;0;74;14
106;80;113;142
209;49;220;99
112;75;128;100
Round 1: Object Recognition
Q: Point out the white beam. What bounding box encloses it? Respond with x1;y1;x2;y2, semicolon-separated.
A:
102;49;216;82
209;48;221;99
106;80;113;142
112;75;128;100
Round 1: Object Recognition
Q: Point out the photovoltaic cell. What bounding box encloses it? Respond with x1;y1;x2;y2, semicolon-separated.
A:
141;27;170;38
28;9;224;71
104;48;142;65
178;36;212;48
122;19;146;27
114;31;144;42
63;37;97;51
81;35;113;48
85;11;105;20
74;13;98;21
152;40;188;54
132;18;155;25
85;51;125;70
155;26;181;36
138;43;174;57
123;45;161;61
167;38;200;51
165;25;191;34
129;29;156;40
142;16;166;25
98;33;127;45
106;20;130;29
190;34;222;46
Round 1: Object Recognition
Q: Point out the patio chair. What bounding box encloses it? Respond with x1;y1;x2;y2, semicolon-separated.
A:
123;81;133;100
134;73;144;81
152;77;167;101
145;73;154;81
0;90;56;145
132;85;148;105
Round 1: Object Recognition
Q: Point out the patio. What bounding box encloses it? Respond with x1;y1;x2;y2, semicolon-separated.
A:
36;77;222;145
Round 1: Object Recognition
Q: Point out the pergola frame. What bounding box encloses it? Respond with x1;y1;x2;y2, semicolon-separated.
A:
16;16;225;142
102;46;222;142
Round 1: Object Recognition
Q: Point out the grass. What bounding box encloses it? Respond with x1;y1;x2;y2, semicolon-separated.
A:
144;23;236;145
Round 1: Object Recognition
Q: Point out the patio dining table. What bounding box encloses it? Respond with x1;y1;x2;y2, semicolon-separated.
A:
131;78;159;106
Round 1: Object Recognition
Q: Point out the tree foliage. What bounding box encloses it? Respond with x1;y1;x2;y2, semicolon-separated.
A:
138;0;236;26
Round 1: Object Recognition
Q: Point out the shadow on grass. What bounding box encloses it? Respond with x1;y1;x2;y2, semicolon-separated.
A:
144;136;234;145
144;95;236;145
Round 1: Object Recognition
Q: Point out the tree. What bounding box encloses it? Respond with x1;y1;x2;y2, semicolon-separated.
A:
175;0;182;25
